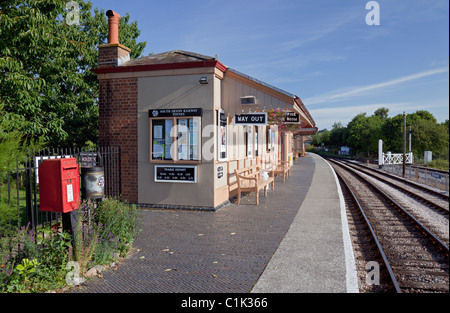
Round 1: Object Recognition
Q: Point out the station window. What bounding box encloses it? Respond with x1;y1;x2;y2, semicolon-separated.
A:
150;117;201;163
266;127;271;152
245;126;253;158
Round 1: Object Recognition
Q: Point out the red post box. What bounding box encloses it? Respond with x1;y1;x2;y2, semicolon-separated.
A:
39;158;80;213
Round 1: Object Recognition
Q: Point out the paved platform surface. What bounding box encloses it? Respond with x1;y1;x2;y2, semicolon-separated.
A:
71;153;357;293
252;153;358;293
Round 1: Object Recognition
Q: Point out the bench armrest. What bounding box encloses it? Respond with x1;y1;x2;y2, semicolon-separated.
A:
235;173;257;181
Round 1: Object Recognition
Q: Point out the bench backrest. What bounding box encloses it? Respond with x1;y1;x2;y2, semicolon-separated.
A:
234;165;260;188
235;164;259;176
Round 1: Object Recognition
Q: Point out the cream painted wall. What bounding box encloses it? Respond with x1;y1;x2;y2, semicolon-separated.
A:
221;76;287;116
137;73;216;208
134;68;289;209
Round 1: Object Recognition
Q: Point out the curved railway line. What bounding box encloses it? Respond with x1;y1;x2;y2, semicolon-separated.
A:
328;158;449;293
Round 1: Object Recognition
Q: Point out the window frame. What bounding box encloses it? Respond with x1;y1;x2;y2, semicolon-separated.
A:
149;116;202;164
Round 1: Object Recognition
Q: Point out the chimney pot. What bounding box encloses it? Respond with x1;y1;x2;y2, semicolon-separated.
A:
106;10;121;44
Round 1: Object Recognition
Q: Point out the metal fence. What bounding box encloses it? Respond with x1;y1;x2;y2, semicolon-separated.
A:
383;164;449;192
0;146;121;236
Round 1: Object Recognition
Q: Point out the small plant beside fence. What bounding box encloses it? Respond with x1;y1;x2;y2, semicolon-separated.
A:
0;146;143;293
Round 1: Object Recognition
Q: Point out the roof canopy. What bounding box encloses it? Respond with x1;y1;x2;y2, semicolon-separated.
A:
93;50;316;130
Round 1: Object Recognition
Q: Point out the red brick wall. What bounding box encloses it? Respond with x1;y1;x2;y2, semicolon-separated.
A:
98;77;138;203
98;44;130;68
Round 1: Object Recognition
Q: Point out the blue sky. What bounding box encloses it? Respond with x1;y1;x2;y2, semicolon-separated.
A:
89;0;449;130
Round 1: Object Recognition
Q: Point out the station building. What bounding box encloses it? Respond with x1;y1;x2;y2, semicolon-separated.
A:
93;10;317;210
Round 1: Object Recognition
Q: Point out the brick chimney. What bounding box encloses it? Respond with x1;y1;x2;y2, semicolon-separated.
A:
98;10;131;68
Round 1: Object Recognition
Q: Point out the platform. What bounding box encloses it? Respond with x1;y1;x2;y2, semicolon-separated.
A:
70;153;357;293
251;153;358;293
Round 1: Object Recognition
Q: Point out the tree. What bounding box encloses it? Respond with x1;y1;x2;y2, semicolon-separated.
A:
411;118;449;158
0;0;146;147
312;129;330;147
311;107;448;162
329;122;348;147
347;113;384;157
382;113;404;152
0;105;43;176
374;107;389;120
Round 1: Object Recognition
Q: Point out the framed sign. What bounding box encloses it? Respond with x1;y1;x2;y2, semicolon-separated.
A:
284;112;300;124
154;165;197;183
149;108;202;118
79;152;98;167
150;108;201;162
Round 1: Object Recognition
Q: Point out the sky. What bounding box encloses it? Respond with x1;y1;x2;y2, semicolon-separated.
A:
88;0;449;130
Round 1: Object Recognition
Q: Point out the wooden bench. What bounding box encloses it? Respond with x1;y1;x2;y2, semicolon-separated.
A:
261;160;290;183
273;161;290;182
234;165;274;205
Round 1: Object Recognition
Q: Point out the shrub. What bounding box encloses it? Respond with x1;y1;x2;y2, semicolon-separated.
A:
92;198;141;258
0;197;141;292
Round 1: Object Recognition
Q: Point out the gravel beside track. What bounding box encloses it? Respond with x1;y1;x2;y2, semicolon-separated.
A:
330;159;449;293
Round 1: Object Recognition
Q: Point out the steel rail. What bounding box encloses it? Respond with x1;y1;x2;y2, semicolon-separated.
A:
331;159;449;252
338;159;449;215
336;171;402;293
343;159;449;202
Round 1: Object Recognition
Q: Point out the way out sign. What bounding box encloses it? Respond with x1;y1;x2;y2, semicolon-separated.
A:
233;112;267;126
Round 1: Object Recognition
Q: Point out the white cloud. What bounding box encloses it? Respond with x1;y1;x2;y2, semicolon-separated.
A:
310;100;448;130
304;67;449;105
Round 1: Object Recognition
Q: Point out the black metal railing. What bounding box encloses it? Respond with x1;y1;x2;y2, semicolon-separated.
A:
0;146;121;236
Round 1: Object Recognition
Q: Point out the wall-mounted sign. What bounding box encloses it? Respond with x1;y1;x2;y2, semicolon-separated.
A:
233;112;267;126
79;152;99;167
149;108;202;118
217;166;223;179
284;112;300;124
154;165;197;183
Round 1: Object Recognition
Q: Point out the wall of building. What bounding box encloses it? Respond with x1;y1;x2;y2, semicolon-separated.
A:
97;62;298;209
216;73;285;204
98;77;138;203
137;71;218;208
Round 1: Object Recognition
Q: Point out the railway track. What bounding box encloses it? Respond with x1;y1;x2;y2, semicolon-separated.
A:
329;159;449;293
343;159;449;213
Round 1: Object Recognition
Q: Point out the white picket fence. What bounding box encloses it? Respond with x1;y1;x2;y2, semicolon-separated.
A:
382;152;414;165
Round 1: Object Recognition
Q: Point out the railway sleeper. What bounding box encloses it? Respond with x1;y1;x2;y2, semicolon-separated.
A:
394;268;449;277
390;257;449;267
400;281;449;293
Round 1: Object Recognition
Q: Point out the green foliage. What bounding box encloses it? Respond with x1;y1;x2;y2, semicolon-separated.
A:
0;225;71;292
0;197;141;292
312;129;330;147
92;198;141;258
311;108;449;163
0;106;45;177
16;258;39;278
347;113;384;156
0;0;146;147
266;108;307;133
426;159;449;171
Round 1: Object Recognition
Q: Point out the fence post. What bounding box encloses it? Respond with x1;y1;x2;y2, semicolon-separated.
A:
446;174;448;192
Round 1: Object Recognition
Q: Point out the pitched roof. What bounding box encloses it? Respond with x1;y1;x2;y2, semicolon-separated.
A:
122;50;216;67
